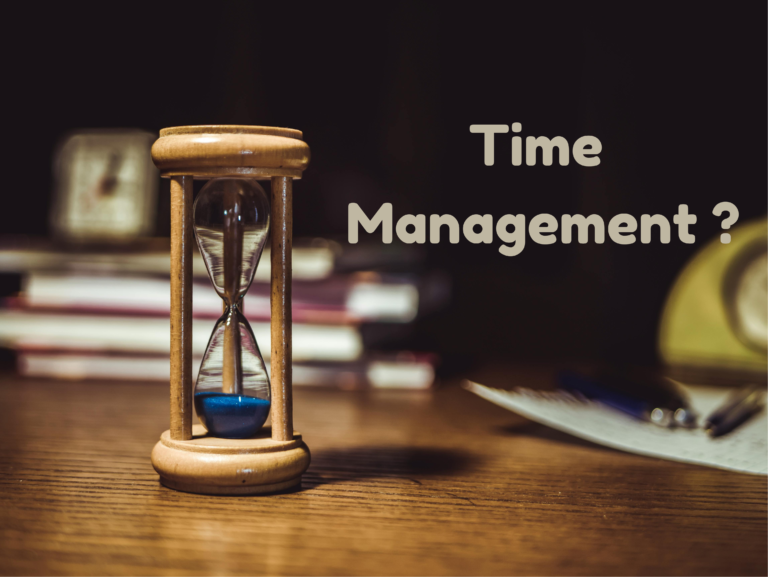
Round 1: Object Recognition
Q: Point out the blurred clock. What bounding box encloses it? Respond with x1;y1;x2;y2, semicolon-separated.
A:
50;129;158;242
724;241;767;354
659;218;767;382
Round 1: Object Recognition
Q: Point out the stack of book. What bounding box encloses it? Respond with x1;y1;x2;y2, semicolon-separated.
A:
0;239;440;390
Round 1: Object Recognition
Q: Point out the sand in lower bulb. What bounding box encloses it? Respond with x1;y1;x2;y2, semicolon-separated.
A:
194;392;271;438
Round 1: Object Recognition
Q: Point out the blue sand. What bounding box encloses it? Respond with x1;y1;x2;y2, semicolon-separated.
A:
194;392;271;438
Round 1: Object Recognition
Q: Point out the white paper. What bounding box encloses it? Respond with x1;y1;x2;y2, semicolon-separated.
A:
465;381;767;475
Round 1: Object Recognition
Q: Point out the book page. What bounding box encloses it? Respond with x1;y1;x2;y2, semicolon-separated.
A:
465;381;767;475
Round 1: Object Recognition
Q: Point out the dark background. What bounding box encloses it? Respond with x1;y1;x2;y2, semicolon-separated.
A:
3;2;766;370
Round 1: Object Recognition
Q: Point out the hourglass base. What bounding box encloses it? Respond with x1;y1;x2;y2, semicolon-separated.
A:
151;425;311;495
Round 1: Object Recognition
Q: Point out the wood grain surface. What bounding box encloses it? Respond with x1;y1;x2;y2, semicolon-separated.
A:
0;367;765;576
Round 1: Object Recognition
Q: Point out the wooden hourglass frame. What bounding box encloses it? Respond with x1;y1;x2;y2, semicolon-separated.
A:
149;125;310;495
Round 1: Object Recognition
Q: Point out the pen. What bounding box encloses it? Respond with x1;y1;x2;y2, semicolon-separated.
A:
557;370;697;428
704;385;765;438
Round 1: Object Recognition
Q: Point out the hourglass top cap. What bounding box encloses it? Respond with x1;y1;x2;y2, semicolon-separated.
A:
152;125;310;180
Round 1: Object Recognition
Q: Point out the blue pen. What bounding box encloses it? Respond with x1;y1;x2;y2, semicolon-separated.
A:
557;371;697;428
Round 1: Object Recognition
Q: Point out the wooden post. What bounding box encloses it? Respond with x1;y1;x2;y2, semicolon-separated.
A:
170;175;194;441
270;176;293;442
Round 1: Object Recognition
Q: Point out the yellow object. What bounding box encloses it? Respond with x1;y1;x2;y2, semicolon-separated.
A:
658;218;767;375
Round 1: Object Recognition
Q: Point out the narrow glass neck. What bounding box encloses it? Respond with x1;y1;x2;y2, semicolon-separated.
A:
221;305;243;395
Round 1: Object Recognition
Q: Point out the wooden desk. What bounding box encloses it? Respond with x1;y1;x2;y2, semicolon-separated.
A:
0;370;765;575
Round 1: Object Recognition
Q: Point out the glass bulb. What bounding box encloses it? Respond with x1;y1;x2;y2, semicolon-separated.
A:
193;178;270;438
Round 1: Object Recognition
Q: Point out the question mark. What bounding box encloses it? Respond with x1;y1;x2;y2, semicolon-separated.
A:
712;202;739;244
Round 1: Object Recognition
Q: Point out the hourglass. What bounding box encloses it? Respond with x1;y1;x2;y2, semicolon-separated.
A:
149;126;311;495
